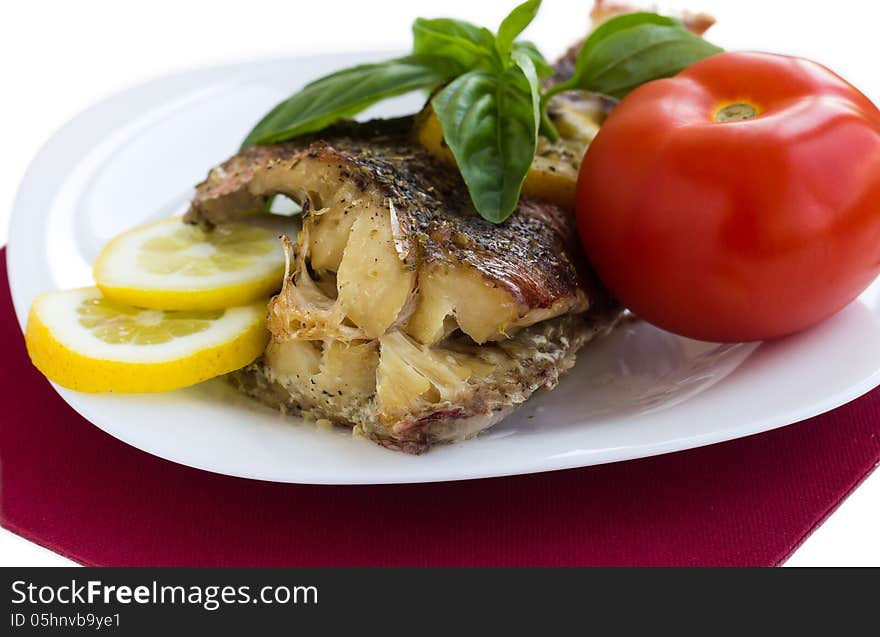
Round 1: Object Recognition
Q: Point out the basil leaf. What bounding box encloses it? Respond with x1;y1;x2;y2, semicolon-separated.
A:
495;0;542;60
571;12;680;84
241;56;454;147
513;47;557;141
512;50;541;135
432;65;538;223
583;24;722;98
412;18;498;72
549;12;721;99
512;40;553;79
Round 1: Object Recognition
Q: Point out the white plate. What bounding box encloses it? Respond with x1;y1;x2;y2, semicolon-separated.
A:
8;53;880;484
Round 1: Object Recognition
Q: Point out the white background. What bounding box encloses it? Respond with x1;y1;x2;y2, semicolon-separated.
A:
1;0;878;565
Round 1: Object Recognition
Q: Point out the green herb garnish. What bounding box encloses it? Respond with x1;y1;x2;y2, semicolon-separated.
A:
242;2;722;223
542;12;722;101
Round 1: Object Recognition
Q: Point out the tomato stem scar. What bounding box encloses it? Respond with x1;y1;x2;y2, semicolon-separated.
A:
715;103;758;122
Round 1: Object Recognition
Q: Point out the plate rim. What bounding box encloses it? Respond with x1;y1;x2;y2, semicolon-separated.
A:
8;53;880;484
48;371;880;485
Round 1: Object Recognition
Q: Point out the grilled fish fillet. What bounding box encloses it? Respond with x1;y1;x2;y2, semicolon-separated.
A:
183;38;630;453
184;117;620;452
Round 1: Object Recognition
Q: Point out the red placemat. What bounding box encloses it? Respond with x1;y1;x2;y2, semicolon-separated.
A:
1;248;878;566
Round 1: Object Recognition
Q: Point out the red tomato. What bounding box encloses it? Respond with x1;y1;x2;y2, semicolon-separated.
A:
576;51;880;342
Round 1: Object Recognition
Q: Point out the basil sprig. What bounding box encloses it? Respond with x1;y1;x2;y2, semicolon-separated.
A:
432;53;541;222
428;2;544;223
243;3;721;223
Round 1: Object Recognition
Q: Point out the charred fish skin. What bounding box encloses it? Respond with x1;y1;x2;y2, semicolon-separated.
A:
185;117;417;228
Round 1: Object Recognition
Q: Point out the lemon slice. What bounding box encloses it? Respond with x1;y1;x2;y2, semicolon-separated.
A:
94;217;285;310
25;287;268;393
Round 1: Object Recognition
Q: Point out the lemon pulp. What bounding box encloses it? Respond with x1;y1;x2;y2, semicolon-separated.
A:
77;296;225;344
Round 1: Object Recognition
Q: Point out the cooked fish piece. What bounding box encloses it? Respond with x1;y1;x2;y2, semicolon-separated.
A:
184;117;620;452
